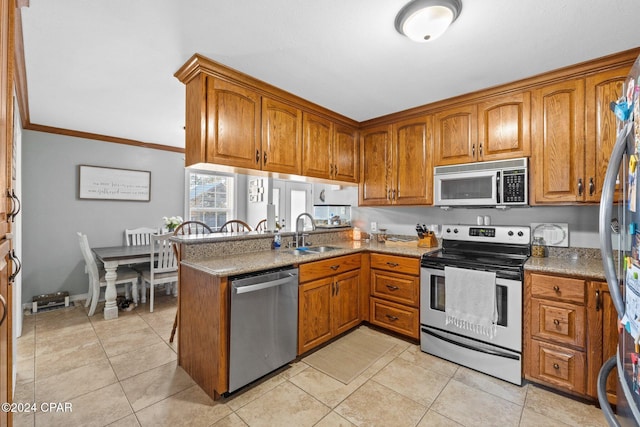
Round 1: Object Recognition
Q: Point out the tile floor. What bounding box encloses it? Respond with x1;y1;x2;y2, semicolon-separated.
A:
13;294;609;427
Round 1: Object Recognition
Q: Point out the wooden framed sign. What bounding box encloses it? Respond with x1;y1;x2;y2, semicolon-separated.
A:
78;165;151;201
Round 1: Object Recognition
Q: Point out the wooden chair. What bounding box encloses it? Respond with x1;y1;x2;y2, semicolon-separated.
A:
124;227;159;246
255;219;267;232
169;220;214;343
139;233;179;312
173;220;213;236
220;219;252;232
77;232;140;316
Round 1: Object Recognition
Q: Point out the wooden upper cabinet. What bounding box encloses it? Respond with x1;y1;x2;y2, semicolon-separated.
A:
302;112;333;180
393;115;433;205
434;104;477;166
301;115;359;183
585;67;629;203
333;124;359;183
359;125;392;206
203;78;261;169
261;97;302;175
532;79;586;204
478;92;531;161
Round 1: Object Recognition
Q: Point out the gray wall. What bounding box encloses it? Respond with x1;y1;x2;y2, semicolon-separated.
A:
314;184;600;248
22;128;601;306
23;130;184;304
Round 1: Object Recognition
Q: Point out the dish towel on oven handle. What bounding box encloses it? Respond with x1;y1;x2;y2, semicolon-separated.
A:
444;266;498;339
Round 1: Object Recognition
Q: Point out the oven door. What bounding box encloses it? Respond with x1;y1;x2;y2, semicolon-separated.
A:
420;267;521;352
434;170;497;206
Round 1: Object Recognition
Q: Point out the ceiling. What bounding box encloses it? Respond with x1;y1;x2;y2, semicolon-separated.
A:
19;0;640;149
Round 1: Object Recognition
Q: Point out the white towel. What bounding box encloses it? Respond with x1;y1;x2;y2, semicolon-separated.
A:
444;266;497;339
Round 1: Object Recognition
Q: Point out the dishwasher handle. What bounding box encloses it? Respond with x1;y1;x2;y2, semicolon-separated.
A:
233;274;296;295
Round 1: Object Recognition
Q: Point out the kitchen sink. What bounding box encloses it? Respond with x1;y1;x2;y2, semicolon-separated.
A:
282;249;314;256
306;246;340;253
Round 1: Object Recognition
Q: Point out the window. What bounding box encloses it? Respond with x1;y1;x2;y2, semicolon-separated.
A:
186;170;235;231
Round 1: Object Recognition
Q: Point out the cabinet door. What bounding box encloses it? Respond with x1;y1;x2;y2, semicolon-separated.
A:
206;78;261;169
392;115;433;205
478;92;531;161
532;79;585;203
298;277;333;355
586;281;618;402
434;104;477;166
261;97;302;174
333;124;359;183
0;242;9;427
585;67;629;203
359;125;392;206
301;112;333;180
332;270;360;336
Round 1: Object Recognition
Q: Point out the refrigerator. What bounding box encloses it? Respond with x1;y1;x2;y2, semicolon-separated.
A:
599;53;640;426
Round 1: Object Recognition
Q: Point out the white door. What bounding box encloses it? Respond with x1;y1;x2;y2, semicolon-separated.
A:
273;180;312;232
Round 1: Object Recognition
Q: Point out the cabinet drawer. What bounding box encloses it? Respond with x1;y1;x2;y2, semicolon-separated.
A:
529;339;586;394
369;297;419;339
370;269;419;307
299;254;361;283
531;298;585;348
530;273;585;303
370;253;419;275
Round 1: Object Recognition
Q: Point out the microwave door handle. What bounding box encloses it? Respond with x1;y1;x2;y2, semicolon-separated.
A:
496;172;501;204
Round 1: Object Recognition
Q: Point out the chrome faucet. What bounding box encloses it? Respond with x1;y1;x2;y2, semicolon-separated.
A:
295;213;316;247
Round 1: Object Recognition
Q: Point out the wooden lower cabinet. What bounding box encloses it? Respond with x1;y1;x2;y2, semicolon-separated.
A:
178;265;229;400
369;253;420;339
524;272;617;402
298;254;361;355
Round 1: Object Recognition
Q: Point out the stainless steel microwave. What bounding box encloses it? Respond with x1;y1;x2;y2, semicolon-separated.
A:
433;157;528;207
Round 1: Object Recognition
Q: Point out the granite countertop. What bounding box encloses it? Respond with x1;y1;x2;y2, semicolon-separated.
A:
181;239;440;277
524;247;606;280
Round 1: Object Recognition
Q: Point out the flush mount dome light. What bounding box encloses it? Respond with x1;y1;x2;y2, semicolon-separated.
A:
395;0;462;42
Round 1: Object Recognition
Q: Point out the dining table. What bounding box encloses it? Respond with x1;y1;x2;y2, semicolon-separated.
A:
92;244;155;320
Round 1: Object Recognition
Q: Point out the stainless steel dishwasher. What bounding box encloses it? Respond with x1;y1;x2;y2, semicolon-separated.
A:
228;266;298;393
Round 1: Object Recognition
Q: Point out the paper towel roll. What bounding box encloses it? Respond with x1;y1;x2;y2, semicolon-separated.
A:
266;204;276;231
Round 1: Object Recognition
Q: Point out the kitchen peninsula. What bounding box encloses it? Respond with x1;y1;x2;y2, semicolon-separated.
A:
172;229;435;400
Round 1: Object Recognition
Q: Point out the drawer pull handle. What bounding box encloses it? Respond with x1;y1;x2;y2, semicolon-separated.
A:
553;319;560;326
595;289;601;312
330;265;340;271
553;363;560;369
386;262;399;268
553;285;560;293
385;314;399;322
386;284;399;291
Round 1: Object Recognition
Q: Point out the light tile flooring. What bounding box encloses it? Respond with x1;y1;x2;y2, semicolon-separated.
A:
13;294;609;427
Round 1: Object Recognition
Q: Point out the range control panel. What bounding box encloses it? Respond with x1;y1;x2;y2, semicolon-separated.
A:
442;224;530;245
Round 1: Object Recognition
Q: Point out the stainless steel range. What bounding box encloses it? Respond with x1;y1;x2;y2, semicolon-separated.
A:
420;224;530;385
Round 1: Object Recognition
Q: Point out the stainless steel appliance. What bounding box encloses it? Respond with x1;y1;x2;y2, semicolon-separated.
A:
420;224;530;385
598;54;640;426
228;267;299;393
433;157;528;207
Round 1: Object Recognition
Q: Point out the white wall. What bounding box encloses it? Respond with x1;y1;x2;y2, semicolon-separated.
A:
22;130;184;304
313;183;600;248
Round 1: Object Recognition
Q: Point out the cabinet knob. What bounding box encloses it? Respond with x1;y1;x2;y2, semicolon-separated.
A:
553;319;560;326
553;285;560;293
256;150;260;164
589;177;595;196
578;178;583;196
330;265;340;271
553;363;560;370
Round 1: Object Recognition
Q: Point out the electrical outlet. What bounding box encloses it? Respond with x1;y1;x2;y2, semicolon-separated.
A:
371;222;377;232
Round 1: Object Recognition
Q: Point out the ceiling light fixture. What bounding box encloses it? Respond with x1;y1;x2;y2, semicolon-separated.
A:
395;0;462;42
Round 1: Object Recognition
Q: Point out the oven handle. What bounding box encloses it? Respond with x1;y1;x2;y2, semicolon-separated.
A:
421;327;519;361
